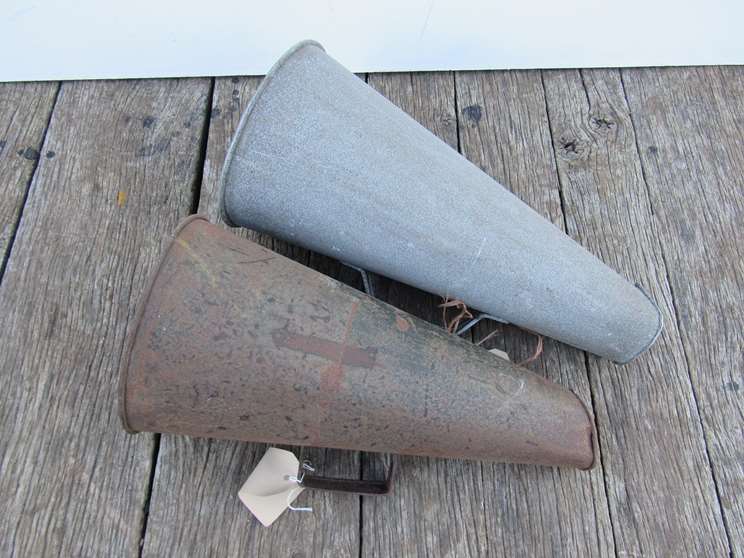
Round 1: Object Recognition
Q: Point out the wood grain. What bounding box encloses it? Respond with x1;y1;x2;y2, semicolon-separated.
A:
542;67;730;557
0;82;58;276
140;76;361;558
622;65;743;554
455;70;615;557
0;78;211;556
362;71;489;558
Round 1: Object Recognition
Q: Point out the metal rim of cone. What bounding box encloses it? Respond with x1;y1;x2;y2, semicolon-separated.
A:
617;284;664;364
118;214;209;434
576;393;597;470
219;40;325;227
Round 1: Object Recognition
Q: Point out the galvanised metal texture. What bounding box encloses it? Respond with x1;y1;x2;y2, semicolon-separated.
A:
219;40;663;364
119;216;595;469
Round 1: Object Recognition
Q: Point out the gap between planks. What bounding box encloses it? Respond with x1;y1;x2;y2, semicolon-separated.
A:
0;82;60;285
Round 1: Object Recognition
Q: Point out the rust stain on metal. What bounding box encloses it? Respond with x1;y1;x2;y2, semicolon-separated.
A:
271;327;377;369
305;300;363;446
395;314;413;332
322;300;362;393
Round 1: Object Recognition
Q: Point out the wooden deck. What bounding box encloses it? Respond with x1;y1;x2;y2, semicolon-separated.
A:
0;66;741;557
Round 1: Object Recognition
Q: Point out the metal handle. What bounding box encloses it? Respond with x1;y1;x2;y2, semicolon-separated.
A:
298;458;395;496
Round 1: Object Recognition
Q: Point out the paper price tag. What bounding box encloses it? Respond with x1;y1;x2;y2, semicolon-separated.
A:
238;447;305;527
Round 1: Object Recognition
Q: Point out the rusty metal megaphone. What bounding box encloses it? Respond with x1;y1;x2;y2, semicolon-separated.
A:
219;40;662;364
119;216;594;470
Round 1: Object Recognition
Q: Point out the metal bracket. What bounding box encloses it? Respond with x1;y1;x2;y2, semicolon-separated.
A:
299;459;395;496
342;262;376;298
295;456;395;496
456;313;508;336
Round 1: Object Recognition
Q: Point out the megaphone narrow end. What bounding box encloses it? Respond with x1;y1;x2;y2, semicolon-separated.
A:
574;391;598;470
118;214;210;435
613;284;664;365
219;39;326;228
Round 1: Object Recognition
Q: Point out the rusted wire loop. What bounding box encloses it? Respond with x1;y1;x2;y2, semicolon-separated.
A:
342;262;375;297
517;333;544;366
476;329;501;347
439;297;473;334
456;313;508;337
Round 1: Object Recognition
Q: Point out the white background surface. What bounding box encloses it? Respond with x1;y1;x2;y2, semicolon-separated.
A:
2;0;743;82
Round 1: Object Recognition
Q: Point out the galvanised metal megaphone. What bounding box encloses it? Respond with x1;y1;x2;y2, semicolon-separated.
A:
219;41;662;364
119;216;595;470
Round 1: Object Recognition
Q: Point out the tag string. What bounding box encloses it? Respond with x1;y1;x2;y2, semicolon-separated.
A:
286;485;312;512
286;460;316;513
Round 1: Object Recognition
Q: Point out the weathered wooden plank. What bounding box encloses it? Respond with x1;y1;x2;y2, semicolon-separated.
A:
455;70;615;557
362;72;488;558
0;82;58;276
542;67;731;556
0;78;211;557
141;76;361;557
199;78;263;232
621;65;743;554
